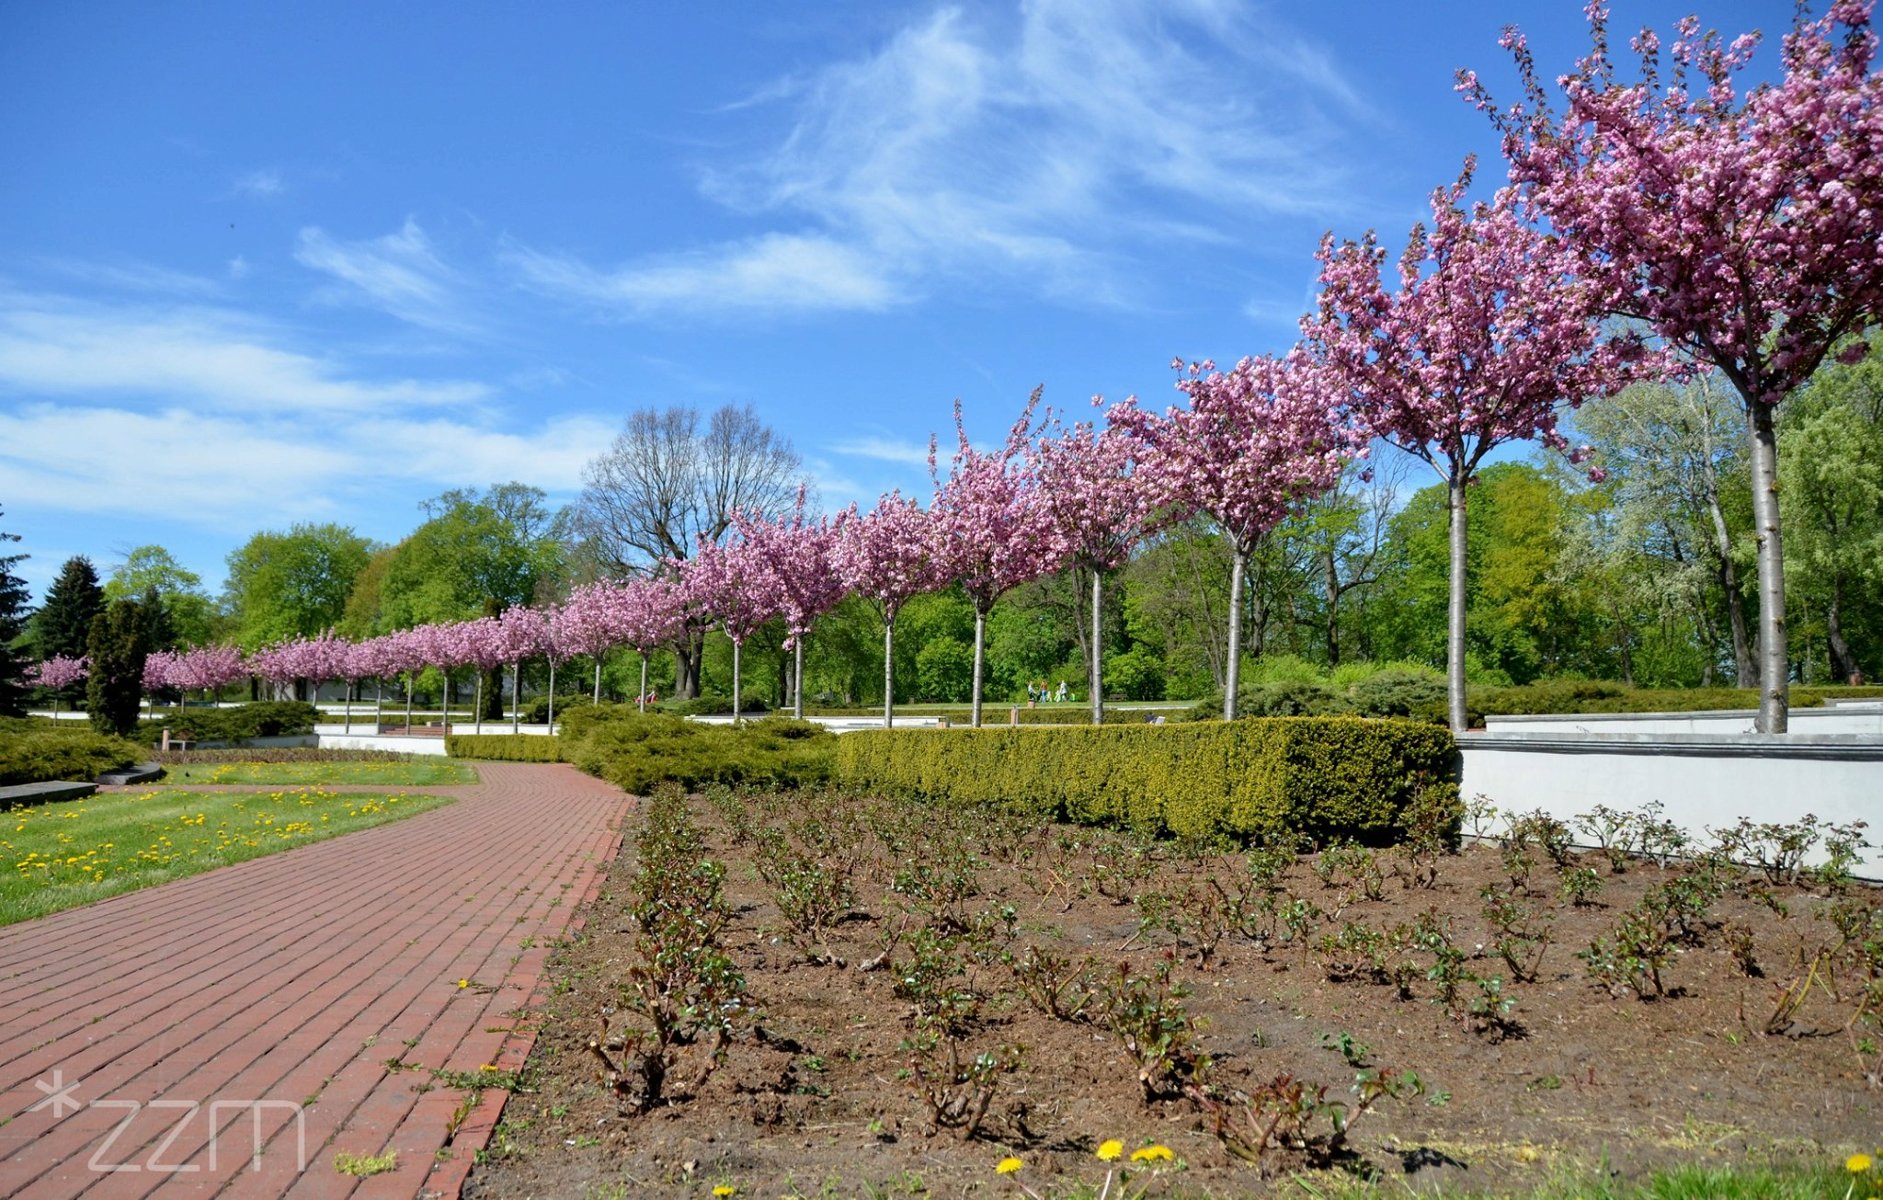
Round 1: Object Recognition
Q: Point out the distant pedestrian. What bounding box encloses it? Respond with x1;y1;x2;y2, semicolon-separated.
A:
1054;680;1069;703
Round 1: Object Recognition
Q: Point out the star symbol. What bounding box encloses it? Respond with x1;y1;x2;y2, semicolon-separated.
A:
30;1070;83;1120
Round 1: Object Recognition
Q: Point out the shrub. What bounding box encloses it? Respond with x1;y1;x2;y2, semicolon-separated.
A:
1346;669;1449;722
446;733;566;762
136;701;319;742
0;728;145;786
1009;706;1170;726
833;717;1458;845
1185;680;1351;721
524;692;593;724
568;713;833;794
656;691;770;717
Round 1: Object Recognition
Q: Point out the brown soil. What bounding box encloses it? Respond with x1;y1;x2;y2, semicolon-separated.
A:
463;788;1879;1198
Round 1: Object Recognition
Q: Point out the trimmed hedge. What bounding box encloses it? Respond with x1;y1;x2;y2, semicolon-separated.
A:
833;717;1458;845
1;728;146;787
656;691;770;717
568;714;833;794
136;701;320;742
1006;706;1180;726
446;733;566;762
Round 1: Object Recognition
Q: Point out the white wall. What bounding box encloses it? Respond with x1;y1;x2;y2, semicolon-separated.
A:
1484;702;1883;736
1459;732;1883;877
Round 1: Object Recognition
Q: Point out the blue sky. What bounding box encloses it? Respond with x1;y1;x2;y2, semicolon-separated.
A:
0;0;1783;603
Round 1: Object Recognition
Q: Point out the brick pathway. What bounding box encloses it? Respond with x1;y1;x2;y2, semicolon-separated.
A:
0;762;630;1199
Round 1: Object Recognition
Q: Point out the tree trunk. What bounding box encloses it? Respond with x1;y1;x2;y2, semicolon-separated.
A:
1706;494;1756;688
1322;547;1341;668
675;630;704;699
482;666;503;721
405;674;414;733
547;659;556;729
511;662;521;734
594;656;604;705
640;654;649;712
883;612;896;730
1447;476;1470;735
342;682;351;733
732;639;743;721
1827;574;1857;682
1224;545;1249;721
473;674;483;736
1090;569;1104;727
794;640;805;720
1747;401;1790;733
970;606;988;728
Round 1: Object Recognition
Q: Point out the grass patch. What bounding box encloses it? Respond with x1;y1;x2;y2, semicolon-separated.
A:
1;786;456;925
1276;1160;1856;1198
333;1149;398;1177
159;759;478;787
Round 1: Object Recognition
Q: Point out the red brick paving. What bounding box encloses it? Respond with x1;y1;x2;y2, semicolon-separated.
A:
0;762;630;1199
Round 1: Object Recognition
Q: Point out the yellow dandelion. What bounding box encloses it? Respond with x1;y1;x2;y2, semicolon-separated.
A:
712;1187;737;1197
1130;1144;1174;1163
457;979;470;989
1850;1153;1876;1174
1096;1139;1123;1162
995;1156;1023;1175
479;1064;499;1071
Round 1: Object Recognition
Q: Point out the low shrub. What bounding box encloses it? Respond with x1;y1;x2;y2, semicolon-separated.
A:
569;714;833;794
657;691;771;717
833;717;1458;845
557;702;653;741
155;747;442;765
136;701;320;742
524;692;593;724
1345;669;1448;721
446;733;566;762
1009;706;1174;725
1;729;146;786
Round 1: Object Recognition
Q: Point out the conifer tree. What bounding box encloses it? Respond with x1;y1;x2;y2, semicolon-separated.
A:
86;598;153;736
0;509;29;718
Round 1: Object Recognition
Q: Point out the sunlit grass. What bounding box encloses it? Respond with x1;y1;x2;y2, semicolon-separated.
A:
161;759;477;787
2;786;456;924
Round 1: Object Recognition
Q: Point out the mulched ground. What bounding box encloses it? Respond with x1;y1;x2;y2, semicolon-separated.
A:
463;786;1878;1198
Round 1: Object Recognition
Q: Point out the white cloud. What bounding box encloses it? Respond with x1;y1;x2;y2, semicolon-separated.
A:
827;434;935;468
227;255;250;280
37;257;225;298
509;0;1364;318
235;169;284;198
295;218;478;334
0;290;487;413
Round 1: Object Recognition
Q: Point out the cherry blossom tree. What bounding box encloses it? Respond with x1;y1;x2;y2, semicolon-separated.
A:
1032;409;1151;725
142;649;180;716
616;577;686;712
681;536;780;721
29;655;88;718
171;644;247;714
932;393;1065;727
1302;172;1660;731
1461;2;1883;731
735;489;847;719
1112;354;1365;721
833;492;947;728
492;605;549;733
448;616;511;736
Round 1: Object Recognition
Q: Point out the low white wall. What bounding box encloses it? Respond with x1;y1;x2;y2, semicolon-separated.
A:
1459;731;1883;877
317;732;451;756
1484;702;1883;736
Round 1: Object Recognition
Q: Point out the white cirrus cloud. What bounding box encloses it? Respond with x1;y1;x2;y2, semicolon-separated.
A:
234;169;285;198
295;218;479;334
826;433;935;468
508;0;1366;319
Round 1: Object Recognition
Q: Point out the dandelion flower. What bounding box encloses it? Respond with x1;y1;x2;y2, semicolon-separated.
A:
995;1156;1023;1175
1850;1153;1875;1173
1096;1139;1123;1162
1131;1144;1174;1163
713;1187;737;1197
457;979;470;989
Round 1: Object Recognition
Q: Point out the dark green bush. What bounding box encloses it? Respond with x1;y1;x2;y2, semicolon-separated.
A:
568;713;832;794
557;702;652;741
656;691;770;717
446;733;566;762
833;717;1458;846
136;701;319;742
1345;669;1448;721
524;692;593;724
1185;679;1354;721
1;728;145;786
1008;706;1174;725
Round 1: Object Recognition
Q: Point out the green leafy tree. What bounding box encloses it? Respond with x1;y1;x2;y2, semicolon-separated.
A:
224;524;375;649
104;545;217;647
377;485;567;630
86;598;153;735
1782;346;1883;682
0;509;29;717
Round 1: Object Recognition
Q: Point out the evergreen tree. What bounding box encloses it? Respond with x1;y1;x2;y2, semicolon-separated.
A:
86;598;152;736
35;556;104;706
0;508;30;717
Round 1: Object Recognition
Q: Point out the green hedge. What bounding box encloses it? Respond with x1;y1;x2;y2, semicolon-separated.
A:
655;691;770;717
136;701;320;742
833;717;1457;845
1;728;147;787
445;734;566;762
567;713;832;794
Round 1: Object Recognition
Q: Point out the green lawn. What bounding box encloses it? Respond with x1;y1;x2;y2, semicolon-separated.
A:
1;786;457;925
160;759;478;787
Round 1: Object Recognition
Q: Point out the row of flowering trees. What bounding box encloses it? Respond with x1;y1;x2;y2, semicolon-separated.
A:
24;5;1881;735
